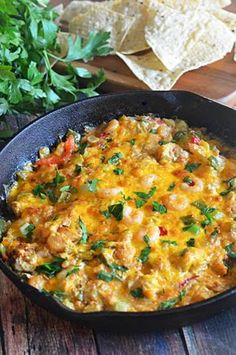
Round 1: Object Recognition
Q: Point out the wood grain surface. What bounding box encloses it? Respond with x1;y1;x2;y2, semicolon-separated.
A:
1;1;236;355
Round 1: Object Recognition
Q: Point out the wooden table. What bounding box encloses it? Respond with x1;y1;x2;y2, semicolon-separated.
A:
1;1;236;354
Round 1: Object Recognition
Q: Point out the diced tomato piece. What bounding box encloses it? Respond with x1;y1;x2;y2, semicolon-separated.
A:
36;135;75;167
159;226;168;236
191;136;201;144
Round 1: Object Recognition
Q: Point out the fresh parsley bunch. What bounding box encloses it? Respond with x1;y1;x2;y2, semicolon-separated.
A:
0;0;112;137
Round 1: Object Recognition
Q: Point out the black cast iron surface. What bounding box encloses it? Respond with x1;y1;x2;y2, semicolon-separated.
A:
0;91;236;331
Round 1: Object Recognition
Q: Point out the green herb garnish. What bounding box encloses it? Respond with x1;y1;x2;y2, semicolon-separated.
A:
138;246;151;263
185;162;201;173
91;240;106;251
66;266;80;277
78;142;87;155
210;228;219;238
134;186;156;208
129;139;136;145
20;223;35;240
131;287;144;298
113;168;124;175
108;203;124;221
182;224;201;235
160;240;177;246
167;182;176;191
208;156;220;170
159;289;186;310
225;243;236;259
186;238;195;247
97;271;114;282
78;217;88;244
87;179;99;192
36;257;65;278
108;152;123;165
220;176;236;196
152;201;167;214
75;164;82;175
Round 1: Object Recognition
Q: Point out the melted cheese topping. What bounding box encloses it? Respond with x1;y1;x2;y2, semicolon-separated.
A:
1;115;236;312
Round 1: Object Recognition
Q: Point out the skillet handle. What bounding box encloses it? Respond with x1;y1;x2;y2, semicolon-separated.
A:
217;90;236;109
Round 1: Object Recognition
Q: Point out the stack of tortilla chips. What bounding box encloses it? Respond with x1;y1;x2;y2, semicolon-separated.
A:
60;0;236;90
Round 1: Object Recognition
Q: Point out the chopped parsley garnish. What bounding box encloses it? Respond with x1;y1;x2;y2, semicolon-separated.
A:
54;171;65;185
182;224;201;235
150;128;157;134
100;209;111;219
160;239;177;246
186;238;195;247
74;164;82;175
20;223;35;240
192;200;217;225
172;131;185;142
108;203;124;221
66;266;80;277
87;179;99;192
183;176;194;186
97;271;113;282
32;184;47;199
220;176;236;196
208;156;220;170
134;186;157;208
159;140;168;145
47;189;58;203
78;217;88;244
181;215;196;226
225;243;236;259
36;257;65;278
143;235;150;245
131;287;144;298
78;142;87;155
138;246;151;263
113;168;124;175
60;185;77;193
129;139;136;145
185;162;201;173
159;289;186;310
168;182;176;191
108;152;123;165
210;228;219;238
91;240;106;251
152;201;167;214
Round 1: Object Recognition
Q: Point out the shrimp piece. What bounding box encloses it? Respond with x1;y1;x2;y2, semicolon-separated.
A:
162;194;189;211
142;174;158;188
123;205;144;225
136;225;160;243
156;143;189;164
98;187;123;198
181;177;204;193
105;119;119;133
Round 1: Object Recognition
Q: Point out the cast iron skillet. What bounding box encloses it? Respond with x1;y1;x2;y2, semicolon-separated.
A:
0;91;236;331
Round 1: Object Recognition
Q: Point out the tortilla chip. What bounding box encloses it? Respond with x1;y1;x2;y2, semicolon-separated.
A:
69;7;134;53
117;13;234;90
111;0;149;54
61;1;111;23
146;0;231;11
145;4;208;71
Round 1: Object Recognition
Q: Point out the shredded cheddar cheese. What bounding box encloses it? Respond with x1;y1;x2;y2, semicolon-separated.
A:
1;115;236;312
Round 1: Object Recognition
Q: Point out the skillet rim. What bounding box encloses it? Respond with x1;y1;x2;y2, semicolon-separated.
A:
0;89;236;321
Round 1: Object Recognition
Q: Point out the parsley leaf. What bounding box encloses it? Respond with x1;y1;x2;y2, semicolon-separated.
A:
225;243;236;259
131;287;144;298
152;201;167;214
20;223;35;241
36;257;65;278
91;240;106;251
134;187;157;208
0;0;112;137
97;271;113;282
186;238;195;247
113;168;124;175
78;217;88;244
108;203;124;221
159;289;186;310
185;162;201;173
87;179;99;192
138;246;151;263
168;182;176;191
160;239;177;246
108;152;123;165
